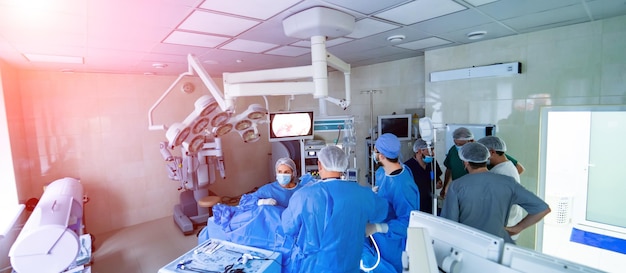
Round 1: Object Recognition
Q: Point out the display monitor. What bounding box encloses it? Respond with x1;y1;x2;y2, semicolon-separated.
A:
407;211;511;273
501;243;607;273
377;114;412;141
268;111;314;142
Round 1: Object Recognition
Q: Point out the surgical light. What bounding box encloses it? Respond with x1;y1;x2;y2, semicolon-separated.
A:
235;120;252;131
211;112;230;127
241;129;260;143
183;135;205;154
166;123;191;149
194;95;219;117
213;124;233;137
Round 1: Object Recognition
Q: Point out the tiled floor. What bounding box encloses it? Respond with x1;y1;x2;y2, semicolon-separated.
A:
90;216;199;273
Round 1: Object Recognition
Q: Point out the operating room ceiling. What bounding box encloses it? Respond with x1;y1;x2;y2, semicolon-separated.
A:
0;0;625;76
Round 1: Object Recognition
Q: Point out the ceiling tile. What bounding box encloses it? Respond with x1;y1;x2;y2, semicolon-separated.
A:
346;18;400;39
502;4;589;33
465;0;500;7
395;37;453;50
374;0;467;25
322;0;408;15
179;10;260;36
163;31;231;48
199;0;302;20
220;39;279;53
265;46;310;56
23;53;84;64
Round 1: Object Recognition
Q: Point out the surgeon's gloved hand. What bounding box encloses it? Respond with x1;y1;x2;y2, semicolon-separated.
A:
365;223;389;237
372;186;379;193
257;198;277;206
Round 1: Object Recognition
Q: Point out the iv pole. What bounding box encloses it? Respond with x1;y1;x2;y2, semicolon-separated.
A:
418;117;437;216
361;89;382;187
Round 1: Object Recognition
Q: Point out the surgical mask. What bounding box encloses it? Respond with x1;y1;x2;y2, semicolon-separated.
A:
276;174;291;186
455;145;463;150
371;151;378;164
423;156;433;163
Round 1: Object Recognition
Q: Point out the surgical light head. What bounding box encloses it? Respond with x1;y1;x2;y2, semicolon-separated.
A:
477;136;507;152
318;145;349;172
459;142;490;163
166;123;191;149
453;127;474;140
275;157;297;177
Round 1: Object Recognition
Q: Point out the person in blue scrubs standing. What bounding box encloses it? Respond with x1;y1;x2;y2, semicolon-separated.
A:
281;145;389;273
362;133;421;272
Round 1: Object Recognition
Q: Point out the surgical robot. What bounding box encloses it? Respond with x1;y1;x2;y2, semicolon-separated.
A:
160;138;225;235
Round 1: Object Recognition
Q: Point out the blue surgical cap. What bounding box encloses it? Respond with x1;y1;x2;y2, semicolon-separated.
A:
275;157;297;177
477;136;507;152
375;133;401;159
459;142;490;163
318;145;348;172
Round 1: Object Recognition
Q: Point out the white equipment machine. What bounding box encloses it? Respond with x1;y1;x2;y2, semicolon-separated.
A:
9;177;86;273
404;211;608;273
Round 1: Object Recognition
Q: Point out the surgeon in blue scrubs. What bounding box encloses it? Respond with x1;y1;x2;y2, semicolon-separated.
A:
248;157;310;208
362;133;420;272
281;145;389;273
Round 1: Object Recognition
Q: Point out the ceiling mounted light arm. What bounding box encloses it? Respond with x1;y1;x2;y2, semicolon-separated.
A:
147;54;230;131
187;54;230;112
148;71;193;130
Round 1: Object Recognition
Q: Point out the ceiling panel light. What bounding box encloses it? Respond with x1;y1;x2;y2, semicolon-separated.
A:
163;31;230;48
179;10;260;36
23;54;83;64
395;37;452;50
220;39;278;53
375;0;466;25
346;18;399;39
200;0;301;20
266;46;310;57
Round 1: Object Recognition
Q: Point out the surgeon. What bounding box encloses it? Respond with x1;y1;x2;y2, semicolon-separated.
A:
363;133;420;273
281;145;388;273
247;157;311;208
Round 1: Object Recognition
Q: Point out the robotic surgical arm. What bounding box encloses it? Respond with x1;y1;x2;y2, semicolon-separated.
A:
160;138;225;191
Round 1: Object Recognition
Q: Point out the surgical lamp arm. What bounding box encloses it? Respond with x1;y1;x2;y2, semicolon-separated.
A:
147;54;231;131
148;71;193;130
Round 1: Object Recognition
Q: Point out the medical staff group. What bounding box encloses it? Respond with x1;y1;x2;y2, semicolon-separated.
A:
198;129;550;273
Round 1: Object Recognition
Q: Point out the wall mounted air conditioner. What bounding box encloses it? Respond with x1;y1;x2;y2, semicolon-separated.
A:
430;62;521;82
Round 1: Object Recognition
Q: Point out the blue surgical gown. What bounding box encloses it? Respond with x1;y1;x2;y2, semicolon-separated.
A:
281;179;389;273
248;173;314;207
363;165;420;272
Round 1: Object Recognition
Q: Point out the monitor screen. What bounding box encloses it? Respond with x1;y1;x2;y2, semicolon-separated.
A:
268;111;314;142
378;114;412;141
408;210;507;272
